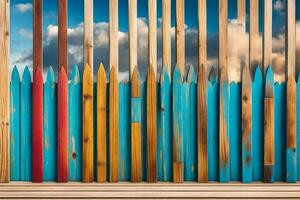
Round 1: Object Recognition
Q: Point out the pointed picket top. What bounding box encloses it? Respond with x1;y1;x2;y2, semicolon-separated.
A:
22;66;31;82
208;67;217;84
173;65;183;83
83;64;93;83
265;66;274;98
45;67;55;83
33;65;43;82
242;65;252;88
253;66;263;83
187;65;196;83
219;68;228;84
58;66;68;82
11;66;20;82
160;64;170;83
109;65;118;82
97;63;106;82
131;66;141;98
70;65;80;84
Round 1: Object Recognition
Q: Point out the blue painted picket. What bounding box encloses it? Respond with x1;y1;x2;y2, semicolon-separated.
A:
297;74;300;181
20;66;32;181
68;66;82;181
157;65;172;181
43;67;57;181
10;66;20;181
252;67;264;181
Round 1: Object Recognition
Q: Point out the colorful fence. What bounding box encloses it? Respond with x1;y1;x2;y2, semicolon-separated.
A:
9;64;300;183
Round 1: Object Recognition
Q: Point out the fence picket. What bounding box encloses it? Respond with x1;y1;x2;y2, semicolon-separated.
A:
158;65;172;181
297;74;300;181
69;66;82;181
241;66;252;183
286;76;296;182
173;66;183;183
20;67;32;181
264;67;275;183
57;67;68;182
131;67;142;182
141;82;147;181
97;63;106;182
219;69;230;183
43;67;56;181
147;66;157;183
82;64;94;182
10;66;20;181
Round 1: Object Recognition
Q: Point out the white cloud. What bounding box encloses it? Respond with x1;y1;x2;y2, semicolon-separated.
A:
14;3;32;13
18;29;32;39
274;0;285;12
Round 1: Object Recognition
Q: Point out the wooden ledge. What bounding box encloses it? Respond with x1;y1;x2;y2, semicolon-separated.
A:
0;182;300;199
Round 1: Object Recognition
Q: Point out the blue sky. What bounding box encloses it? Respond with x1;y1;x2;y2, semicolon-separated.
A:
10;0;300;81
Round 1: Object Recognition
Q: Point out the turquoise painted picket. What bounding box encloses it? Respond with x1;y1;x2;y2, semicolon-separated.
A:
10;66;20;181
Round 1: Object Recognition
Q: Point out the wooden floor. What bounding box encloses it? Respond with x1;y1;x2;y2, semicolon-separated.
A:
0;182;300;199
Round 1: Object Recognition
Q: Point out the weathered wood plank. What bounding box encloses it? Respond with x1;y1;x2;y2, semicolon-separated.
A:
148;0;157;75
219;0;227;71
176;0;185;74
286;0;296;77
128;0;137;77
131;67;141;182
20;67;32;181
250;0;260;71
286;75;296;182
69;66;82;181
198;0;206;74
237;0;245;29
58;0;68;72
172;66;183;183
264;67;274;183
241;65;252;183
43;67;56;181
82;64;94;183
84;0;93;71
32;67;44;182
109;0;118;72
96;63;106;183
263;0;272;73
57;67;68;182
197;64;208;182
158;65;172;181
219;69;230;183
162;0;171;75
0;0;10;183
146;66;157;182
10;66;20;181
33;0;43;70
109;67;119;182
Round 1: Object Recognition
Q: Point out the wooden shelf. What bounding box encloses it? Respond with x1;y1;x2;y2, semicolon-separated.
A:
0;182;300;199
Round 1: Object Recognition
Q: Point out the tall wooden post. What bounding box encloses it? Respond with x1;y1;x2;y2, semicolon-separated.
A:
148;0;157;75
0;0;10;183
33;0;43;70
129;0;137;78
263;0;272;73
84;0;93;71
162;0;171;75
250;0;259;72
219;0;227;72
58;0;68;71
176;0;185;75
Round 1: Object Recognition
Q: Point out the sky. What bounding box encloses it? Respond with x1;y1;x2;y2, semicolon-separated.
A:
10;0;300;82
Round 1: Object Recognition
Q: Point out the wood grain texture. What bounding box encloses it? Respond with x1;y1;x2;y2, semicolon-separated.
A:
148;0;157;76
250;0;260;72
58;0;68;72
84;0;93;71
57;67;68;182
241;65;252;183
219;0;227;71
33;0;43;70
146;66;157;182
32;67;44;183
237;0;245;30
176;0;185;75
264;67;274;183
82;64;94;183
128;0;137;77
286;0;296;77
198;0;206;73
263;0;272;72
219;69;230;183
162;0;171;75
109;67;119;182
110;0;118;71
0;0;10;183
197;64;207;182
97;63;107;183
131;67;141;182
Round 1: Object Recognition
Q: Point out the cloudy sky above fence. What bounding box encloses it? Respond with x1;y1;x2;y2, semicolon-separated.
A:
10;0;300;82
